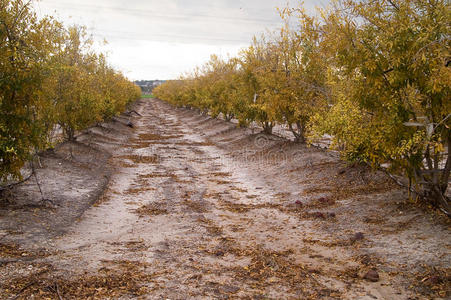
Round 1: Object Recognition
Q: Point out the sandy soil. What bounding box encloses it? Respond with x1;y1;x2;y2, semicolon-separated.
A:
0;98;449;299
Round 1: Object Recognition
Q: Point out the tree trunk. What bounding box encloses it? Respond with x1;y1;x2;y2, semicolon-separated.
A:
64;126;75;141
262;122;273;134
433;132;450;215
440;133;451;194
414;132;450;216
225;113;234;122
289;121;305;143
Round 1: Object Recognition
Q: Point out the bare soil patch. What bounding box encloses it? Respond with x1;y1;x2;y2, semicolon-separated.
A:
0;98;449;299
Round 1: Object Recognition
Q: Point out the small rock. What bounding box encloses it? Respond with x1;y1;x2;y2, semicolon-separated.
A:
355;232;364;239
222;284;240;293
215;250;225;257
328;212;336;218
295;200;303;206
364;269;380;282
351;232;364;242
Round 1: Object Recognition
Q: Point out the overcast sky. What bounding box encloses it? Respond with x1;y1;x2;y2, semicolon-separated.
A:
34;0;330;80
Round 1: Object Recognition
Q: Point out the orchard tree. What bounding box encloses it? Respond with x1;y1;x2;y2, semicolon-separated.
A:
239;37;276;133
204;55;239;121
263;9;328;142
315;0;450;213
52;26;101;141
0;0;62;180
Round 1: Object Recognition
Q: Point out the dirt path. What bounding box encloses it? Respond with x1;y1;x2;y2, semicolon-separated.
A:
1;98;449;299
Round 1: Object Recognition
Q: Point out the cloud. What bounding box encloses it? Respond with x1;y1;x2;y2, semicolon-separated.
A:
34;0;330;80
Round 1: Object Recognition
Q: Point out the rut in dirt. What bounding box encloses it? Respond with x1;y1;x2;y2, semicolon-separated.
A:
1;98;449;300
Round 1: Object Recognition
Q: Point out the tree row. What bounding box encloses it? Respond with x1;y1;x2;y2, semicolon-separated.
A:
154;0;450;215
1;0;141;182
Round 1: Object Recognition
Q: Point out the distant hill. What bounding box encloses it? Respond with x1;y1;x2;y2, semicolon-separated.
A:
134;80;166;94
